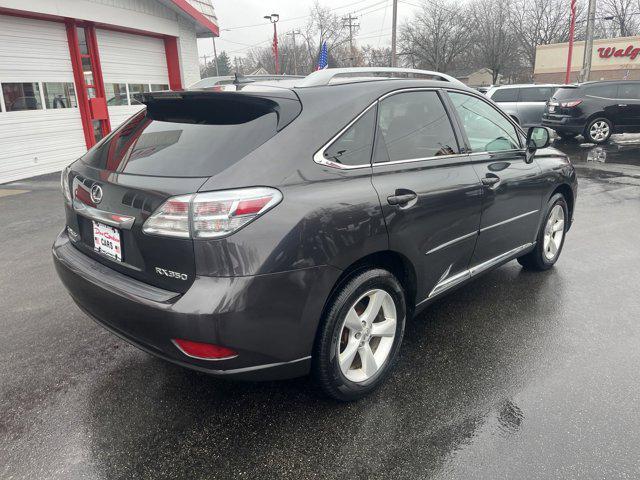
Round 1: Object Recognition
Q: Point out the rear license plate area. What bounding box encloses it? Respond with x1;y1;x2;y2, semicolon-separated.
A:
93;221;122;262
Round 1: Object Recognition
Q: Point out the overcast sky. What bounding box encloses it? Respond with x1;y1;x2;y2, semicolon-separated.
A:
196;0;420;63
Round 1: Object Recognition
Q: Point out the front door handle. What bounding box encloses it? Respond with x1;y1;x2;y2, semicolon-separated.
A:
619;104;628;107
387;191;417;206
481;175;501;187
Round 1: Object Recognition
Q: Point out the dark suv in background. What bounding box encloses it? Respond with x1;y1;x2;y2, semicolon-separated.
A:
543;80;640;143
54;68;577;401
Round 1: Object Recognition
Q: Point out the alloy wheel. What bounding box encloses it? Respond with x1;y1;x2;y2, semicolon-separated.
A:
337;289;397;383
543;204;565;261
589;121;610;142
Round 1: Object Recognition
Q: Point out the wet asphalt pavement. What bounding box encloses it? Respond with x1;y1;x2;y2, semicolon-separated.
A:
2;135;640;479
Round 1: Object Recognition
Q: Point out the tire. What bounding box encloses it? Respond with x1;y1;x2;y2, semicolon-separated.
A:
312;268;406;401
584;117;612;144
518;193;569;271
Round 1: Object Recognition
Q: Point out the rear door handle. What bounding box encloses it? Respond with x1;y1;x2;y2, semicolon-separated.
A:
387;192;417;206
481;176;501;187
619;104;628;107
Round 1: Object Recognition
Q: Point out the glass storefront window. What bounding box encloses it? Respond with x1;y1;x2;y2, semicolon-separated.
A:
105;83;129;106
2;83;42;111
150;84;169;92
43;83;77;109
128;84;150;104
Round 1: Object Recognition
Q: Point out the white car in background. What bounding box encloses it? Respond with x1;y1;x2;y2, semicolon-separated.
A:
487;84;560;127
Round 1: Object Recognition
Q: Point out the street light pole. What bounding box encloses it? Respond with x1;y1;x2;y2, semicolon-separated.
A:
580;0;597;82
264;14;280;74
565;0;577;84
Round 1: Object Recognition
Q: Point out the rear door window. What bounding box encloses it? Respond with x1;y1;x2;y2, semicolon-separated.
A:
374;91;458;162
449;92;521;152
585;84;618;98
491;88;519;102
618;83;640;99
519;87;554;102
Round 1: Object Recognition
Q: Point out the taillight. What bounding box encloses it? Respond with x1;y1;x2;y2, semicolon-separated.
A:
142;187;282;239
560;100;582;108
172;338;237;360
61;167;72;205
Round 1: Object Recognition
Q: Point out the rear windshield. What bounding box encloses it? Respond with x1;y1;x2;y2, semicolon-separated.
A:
552;86;580;100
81;93;298;177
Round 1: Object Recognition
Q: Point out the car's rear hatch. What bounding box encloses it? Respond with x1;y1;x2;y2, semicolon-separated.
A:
64;89;301;293
547;85;581;116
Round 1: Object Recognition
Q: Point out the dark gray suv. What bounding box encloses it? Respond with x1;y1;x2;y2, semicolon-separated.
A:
53;68;577;401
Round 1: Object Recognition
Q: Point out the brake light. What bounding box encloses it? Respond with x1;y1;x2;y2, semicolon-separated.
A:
142;187;282;239
560;100;583;108
61;168;72;205
172;339;237;360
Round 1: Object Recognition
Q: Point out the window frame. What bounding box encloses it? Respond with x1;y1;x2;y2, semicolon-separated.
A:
444;88;525;154
314;87;466;169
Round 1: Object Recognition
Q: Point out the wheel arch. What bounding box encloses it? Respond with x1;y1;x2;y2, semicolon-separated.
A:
322;250;418;320
551;183;575;227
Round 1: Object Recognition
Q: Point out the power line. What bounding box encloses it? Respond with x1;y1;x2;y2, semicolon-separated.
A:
221;0;386;31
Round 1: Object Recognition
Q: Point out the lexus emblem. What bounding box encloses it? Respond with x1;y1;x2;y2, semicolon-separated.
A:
90;184;103;204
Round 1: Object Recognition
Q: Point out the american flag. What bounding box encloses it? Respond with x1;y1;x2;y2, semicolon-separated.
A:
317;41;328;70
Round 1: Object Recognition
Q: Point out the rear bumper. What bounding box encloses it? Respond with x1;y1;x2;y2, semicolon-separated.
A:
542;114;585;134
53;230;340;380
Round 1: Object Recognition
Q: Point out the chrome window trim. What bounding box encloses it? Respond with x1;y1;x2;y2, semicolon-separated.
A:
425;231;477;255
313;87;461;170
373;153;470;167
479;209;539;233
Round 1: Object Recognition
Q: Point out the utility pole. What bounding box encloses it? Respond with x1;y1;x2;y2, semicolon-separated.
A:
264;13;280;74
342;13;359;67
391;0;398;67
287;30;301;75
565;0;577;83
580;0;597;82
212;37;219;76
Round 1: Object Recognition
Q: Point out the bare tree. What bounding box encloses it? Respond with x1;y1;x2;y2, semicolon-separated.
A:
511;0;576;74
469;0;520;84
600;0;639;37
361;45;392;67
398;0;472;73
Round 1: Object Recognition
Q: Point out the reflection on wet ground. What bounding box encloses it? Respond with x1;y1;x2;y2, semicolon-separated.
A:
553;133;640;167
2;169;640;479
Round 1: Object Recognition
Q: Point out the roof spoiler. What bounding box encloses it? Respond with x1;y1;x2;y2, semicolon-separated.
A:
295;67;466;88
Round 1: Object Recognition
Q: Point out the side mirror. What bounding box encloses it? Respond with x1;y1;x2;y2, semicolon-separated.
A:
527;126;551;151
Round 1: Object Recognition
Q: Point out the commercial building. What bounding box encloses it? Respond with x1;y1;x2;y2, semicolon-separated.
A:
0;0;218;184
534;35;640;84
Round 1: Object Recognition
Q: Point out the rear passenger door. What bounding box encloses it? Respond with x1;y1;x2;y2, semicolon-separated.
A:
446;91;543;266
518;86;555;126
490;87;519;121
615;83;640;129
371;89;483;302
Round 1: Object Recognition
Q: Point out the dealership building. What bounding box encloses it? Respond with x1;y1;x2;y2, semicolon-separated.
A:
0;0;218;184
534;35;640;84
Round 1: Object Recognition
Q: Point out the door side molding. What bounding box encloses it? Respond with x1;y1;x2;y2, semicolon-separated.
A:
422;242;534;302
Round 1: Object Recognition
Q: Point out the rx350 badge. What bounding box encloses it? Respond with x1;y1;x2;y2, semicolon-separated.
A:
155;267;188;281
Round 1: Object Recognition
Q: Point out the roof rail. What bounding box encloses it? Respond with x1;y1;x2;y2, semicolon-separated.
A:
295;67;466;88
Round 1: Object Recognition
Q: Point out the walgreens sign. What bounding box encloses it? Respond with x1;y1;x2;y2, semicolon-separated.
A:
598;45;640;60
